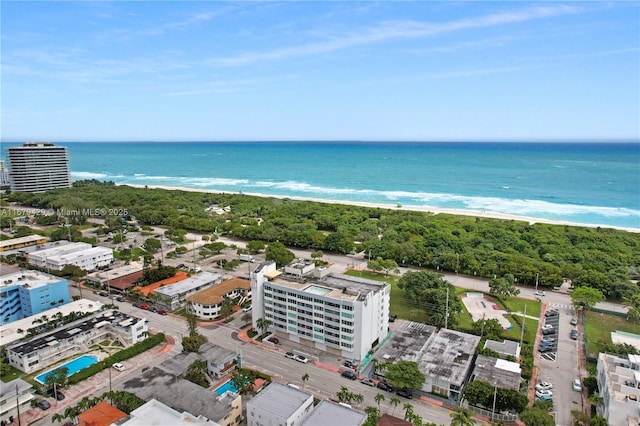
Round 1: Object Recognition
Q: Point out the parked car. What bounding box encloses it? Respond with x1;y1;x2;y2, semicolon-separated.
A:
541;324;555;335
48;390;65;401
539;345;553;353
285;352;296;360
535;389;553;399
377;382;393;392
139;304;149;310
541;336;555;343
572;378;582;392
361;378;375;387
545;309;559;317
112;362;126;372
177;263;186;268
115;296;125;302
536;394;553;402
99;292;108;297
534;291;546;297
157;309;168;315
267;337;279;344
132;303;141;308
341;370;357;380
37;400;51;410
396;389;413;399
570;329;578;340
535;382;553;391
294;355;309;364
570;318;578;325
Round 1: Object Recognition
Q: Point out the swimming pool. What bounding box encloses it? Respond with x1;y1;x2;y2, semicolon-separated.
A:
214;380;238;395
35;354;99;384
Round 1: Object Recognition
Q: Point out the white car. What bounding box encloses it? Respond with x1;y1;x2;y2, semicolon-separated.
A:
535;389;553;399
572;378;582;392
534;291;546;297
535;382;553;391
294;355;309;364
112;362;126;372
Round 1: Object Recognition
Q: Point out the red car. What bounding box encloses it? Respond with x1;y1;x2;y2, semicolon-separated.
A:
157;309;168;315
267;337;280;344
139;304;149;310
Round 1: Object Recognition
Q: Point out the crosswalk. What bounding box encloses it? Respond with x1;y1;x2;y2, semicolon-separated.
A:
548;303;575;311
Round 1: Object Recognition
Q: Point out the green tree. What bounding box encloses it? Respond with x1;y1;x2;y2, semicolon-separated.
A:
397;271;462;327
590;415;607;426
301;373;309;390
472;318;503;340
520;407;555;426
488;274;520;300
389;396;401;415
219;296;235;319
184;360;209;387
449;406;476;426
384;361;425;391
256;317;272;336
265;241;295;267
247;240;265;253
462;380;494;408
623;294;640;323
44;367;69;392
230;369;257;395
364;406;381;426
143;238;161;253
571;286;605;310
374;392;385;410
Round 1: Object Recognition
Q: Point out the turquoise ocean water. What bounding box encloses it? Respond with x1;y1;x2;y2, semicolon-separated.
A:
2;142;639;230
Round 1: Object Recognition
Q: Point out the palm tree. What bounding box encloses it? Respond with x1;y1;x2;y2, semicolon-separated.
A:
449;406;476;426
256;317;272;336
389;396;401;415
337;386;351;403
352;393;364;407
374;392;385;410
301;373;309;390
411;414;423;426
403;403;414;421
51;413;64;424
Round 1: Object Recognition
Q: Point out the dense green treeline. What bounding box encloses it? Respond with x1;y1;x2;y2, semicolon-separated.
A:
6;181;640;299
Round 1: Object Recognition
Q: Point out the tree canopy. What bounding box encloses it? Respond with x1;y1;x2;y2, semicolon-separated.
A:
7;181;639;301
383;361;425;390
398;271;462;327
570;286;605;310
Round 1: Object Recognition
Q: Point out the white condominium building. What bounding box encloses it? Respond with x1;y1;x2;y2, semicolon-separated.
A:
7;142;71;193
596;352;640;426
28;242;113;271
251;261;390;362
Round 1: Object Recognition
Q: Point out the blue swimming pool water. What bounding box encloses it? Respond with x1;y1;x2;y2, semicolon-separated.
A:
214;380;238;395
35;355;99;384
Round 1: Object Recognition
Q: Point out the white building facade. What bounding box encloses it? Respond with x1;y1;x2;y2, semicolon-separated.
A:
251;262;390;362
247;382;314;426
596;352;640;426
27;242;113;272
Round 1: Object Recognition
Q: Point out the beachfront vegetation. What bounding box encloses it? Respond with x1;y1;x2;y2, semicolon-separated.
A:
5;181;639;300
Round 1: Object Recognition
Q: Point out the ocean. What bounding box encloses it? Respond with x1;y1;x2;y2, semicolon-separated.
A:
2;141;639;230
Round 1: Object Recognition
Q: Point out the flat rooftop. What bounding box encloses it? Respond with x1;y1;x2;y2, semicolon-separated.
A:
249;382;312;420
375;320;436;363
418;329;481;386
8;309;144;355
0;234;47;249
28;242;91;258
121;367;238;422
154;272;221;298
471;355;521;390
301;400;366;426
270;272;388;302
0;298;104;346
86;262;143;284
0;270;66;290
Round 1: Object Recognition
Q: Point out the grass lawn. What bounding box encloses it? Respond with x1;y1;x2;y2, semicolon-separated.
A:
1;365;22;383
584;311;639;357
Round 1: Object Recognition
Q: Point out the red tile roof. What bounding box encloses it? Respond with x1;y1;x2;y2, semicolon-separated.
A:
77;401;128;426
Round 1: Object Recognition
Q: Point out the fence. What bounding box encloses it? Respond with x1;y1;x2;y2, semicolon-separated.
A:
462;402;519;422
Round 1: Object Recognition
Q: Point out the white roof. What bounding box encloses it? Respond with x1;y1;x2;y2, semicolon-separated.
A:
495;358;522;374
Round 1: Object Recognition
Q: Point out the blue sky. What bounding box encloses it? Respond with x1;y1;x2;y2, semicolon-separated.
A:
2;1;639;142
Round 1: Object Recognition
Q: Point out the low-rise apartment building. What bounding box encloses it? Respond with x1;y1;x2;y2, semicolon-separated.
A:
28;242;113;272
0;235;47;253
247;382;314;426
251;261;390;362
596;352;640;426
154;272;222;311
6;309;148;373
0;379;35;423
186;277;251;319
0;270;70;325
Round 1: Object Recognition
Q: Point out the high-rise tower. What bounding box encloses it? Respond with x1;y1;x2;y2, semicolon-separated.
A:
7;142;71;193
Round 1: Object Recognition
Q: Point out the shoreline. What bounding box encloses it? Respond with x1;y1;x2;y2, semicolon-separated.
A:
124;183;640;233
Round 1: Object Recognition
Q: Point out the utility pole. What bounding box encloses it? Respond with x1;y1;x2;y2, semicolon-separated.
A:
480;313;486;338
444;286;450;329
15;384;22;426
535;273;539;292
520;304;527;348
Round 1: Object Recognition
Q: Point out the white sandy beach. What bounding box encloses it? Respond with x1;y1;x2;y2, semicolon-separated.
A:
125;183;640;233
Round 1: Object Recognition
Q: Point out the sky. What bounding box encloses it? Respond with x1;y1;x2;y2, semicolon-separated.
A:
2;1;639;142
